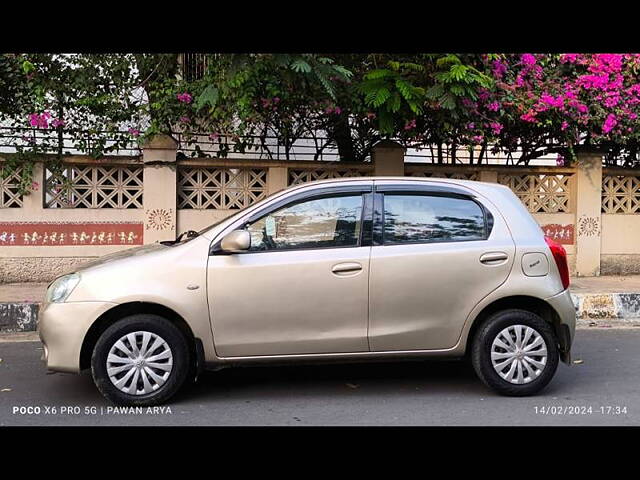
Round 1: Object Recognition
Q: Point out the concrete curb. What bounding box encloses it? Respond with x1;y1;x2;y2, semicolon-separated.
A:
573;293;640;323
2;293;640;334
0;303;39;333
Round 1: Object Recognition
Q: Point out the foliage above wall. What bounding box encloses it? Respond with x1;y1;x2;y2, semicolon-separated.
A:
4;53;640;194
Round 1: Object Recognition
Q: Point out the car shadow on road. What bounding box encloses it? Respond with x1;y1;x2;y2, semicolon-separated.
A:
176;358;493;403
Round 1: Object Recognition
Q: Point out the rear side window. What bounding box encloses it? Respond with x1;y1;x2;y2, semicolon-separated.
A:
383;194;487;244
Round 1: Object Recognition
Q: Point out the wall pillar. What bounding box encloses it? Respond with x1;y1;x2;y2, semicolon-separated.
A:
142;135;178;244
574;149;603;277
23;161;45;214
267;166;288;195
373;140;405;176
479;170;498;183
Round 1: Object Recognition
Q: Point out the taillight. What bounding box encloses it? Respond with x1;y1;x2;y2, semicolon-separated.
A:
544;236;570;289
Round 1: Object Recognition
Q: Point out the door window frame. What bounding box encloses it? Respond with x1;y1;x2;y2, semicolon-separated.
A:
372;186;493;247
211;184;374;255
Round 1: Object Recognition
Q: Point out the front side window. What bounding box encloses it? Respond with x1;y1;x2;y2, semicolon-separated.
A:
246;194;363;251
383;194;486;244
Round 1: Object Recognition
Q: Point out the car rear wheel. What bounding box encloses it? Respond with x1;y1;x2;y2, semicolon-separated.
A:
91;314;191;406
471;309;559;396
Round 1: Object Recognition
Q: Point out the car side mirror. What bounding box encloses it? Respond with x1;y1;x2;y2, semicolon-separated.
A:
220;230;251;253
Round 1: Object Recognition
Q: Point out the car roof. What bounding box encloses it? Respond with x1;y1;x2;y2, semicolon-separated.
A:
286;175;512;195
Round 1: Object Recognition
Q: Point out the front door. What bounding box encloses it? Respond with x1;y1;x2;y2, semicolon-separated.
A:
207;186;372;357
368;184;515;351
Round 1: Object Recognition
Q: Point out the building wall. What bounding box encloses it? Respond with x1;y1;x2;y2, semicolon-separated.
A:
0;140;631;282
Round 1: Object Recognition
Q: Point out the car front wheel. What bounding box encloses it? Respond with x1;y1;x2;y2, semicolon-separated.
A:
471;309;559;396
91;314;191;406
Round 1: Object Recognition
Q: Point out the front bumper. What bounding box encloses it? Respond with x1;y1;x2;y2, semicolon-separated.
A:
545;288;576;364
38;301;117;373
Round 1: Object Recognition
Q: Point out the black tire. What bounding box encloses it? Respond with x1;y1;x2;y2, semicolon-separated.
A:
471;309;559;396
91;314;191;406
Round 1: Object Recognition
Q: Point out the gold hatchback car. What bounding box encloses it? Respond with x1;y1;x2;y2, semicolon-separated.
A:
39;177;575;405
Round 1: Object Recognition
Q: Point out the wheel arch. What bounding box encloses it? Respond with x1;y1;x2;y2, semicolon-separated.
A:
79;302;202;371
464;295;570;361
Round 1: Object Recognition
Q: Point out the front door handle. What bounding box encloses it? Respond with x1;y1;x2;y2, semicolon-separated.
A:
480;252;508;264
331;262;363;275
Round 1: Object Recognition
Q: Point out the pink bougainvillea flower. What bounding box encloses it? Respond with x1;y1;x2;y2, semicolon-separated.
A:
179;116;191;124
29;112;51;129
589;54;623;75
489;121;503;135
128;128;141;137
324;105;341;115
561;121;569;130
31;181;39;191
176;92;192;104
209;133;220;140
461;98;477;108
556;154;565;166
520;111;537;123
602;113;618;133
491;59;507;78
404;119;417;131
487;101;501;112
560;54;581;64
521;54;537;66
540;92;564;108
51;118;65;128
472;135;484;144
576;74;610;90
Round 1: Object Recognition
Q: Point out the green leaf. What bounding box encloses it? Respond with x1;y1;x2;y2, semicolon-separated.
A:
364;69;393;80
22;60;35;74
290;59;311;73
369;87;391;107
196;85;219;110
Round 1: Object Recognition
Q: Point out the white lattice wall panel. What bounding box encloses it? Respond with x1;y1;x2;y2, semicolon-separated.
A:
602;175;640;214
288;168;370;186
178;167;267;209
498;174;572;213
45;165;143;209
409;171;479;181
0;165;23;208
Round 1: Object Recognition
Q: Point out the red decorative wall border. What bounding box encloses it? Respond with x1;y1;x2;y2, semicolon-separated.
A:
541;223;574;245
0;222;143;246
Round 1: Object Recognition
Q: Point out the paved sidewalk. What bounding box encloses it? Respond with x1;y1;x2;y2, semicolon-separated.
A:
0;283;47;303
571;275;640;293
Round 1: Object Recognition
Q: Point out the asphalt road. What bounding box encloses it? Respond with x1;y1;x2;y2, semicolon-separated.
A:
1;330;638;426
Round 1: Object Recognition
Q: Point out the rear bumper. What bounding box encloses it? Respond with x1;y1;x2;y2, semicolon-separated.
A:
38;301;117;373
545;288;576;363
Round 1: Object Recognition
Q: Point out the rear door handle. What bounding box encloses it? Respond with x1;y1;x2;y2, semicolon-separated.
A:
480;252;508;264
331;262;363;275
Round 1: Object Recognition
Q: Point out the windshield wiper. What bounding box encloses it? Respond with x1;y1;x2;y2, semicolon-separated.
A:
160;230;199;246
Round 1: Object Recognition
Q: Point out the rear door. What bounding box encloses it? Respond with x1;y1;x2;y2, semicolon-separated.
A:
368;182;516;351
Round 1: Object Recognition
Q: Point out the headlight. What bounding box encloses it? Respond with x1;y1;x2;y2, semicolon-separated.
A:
46;273;81;303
